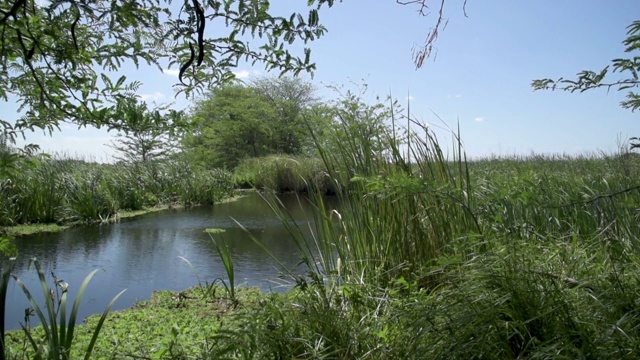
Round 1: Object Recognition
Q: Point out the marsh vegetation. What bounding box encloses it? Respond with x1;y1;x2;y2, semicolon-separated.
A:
3;90;640;358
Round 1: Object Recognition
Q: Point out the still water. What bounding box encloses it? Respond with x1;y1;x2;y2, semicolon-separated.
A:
5;192;322;330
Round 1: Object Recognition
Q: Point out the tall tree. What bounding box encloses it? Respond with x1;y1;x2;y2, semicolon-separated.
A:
250;76;319;154
109;99;184;163
183;77;322;169
184;84;276;169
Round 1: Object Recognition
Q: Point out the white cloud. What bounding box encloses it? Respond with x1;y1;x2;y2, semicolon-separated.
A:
162;68;180;77
138;92;166;102
406;95;415;101
233;70;251;79
474;117;485;123
447;94;463;99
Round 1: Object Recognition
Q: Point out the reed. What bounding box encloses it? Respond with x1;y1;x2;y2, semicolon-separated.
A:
233;155;329;193
0;157;234;228
248;91;640;358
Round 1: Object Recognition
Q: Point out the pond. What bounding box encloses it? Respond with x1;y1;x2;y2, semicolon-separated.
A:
4;192;325;331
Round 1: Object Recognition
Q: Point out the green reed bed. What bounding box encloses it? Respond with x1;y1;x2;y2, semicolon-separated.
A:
233;155;331;194
248;92;640;358
0;156;234;228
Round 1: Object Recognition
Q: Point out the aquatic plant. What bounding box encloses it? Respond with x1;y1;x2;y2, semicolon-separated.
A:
9;259;125;359
0;157;235;229
233;155;329;193
210;236;237;304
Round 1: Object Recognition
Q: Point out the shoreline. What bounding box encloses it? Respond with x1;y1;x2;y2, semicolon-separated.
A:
3;191;252;237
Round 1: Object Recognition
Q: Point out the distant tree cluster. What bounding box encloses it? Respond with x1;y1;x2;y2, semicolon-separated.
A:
182;77;328;169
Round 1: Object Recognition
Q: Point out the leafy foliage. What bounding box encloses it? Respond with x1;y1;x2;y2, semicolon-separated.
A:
532;20;640;110
184;77;323;169
109;99;185;163
250;76;320;154
532;20;640;147
0;0;331;142
184;84;277;169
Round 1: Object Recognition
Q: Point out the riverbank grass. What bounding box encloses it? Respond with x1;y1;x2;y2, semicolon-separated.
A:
233;155;331;193
4;205;176;237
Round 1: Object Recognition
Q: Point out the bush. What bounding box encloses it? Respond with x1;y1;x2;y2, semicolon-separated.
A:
233;156;329;193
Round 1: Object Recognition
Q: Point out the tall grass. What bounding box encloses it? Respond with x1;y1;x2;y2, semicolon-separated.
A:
247;90;640;357
0;155;235;228
233;155;331;193
296;94;479;284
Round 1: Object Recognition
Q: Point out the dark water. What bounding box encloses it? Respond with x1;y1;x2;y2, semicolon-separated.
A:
4;192;322;330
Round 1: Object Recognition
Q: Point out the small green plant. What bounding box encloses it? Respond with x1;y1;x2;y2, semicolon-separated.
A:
210;235;236;304
181;228;237;304
11;258;126;360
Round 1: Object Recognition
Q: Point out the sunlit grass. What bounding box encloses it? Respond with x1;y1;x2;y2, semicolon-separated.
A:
251;90;640;357
233;155;331;193
0;156;235;228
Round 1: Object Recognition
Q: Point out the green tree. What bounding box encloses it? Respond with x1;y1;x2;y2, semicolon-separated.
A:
109;99;184;163
250;76;320;154
184;84;276;169
532;20;640;147
184;77;322;168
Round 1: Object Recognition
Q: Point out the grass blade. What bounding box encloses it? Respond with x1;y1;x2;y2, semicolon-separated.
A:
83;288;126;360
64;269;102;351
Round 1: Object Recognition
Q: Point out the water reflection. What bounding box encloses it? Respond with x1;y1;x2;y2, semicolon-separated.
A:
5;192;328;330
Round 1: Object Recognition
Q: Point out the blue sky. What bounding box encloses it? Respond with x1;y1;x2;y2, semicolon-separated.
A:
5;0;640;160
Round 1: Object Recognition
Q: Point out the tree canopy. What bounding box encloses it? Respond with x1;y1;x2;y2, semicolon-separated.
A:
183;76;323;168
532;20;640;112
532;19;640;147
